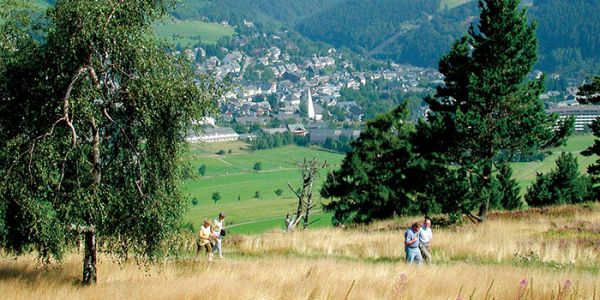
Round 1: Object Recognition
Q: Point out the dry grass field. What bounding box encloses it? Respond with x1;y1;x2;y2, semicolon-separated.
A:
1;204;599;299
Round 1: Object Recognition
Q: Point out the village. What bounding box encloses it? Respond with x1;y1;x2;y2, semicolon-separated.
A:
179;23;599;146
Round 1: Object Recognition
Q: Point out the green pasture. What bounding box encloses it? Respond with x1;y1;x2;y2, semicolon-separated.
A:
183;144;344;234
153;19;234;46
512;134;595;188
439;0;473;11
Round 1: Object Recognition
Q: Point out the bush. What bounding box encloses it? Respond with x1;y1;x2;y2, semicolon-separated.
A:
274;188;284;196
253;161;262;172
191;197;199;206
198;165;207;176
212;192;221;204
217;149;226;155
254;191;261;199
525;152;593;207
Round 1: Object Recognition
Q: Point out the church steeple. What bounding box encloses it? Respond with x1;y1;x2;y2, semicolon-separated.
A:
307;87;315;120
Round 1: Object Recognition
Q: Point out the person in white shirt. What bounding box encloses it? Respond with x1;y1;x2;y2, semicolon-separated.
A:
212;212;226;259
197;219;214;261
418;217;433;263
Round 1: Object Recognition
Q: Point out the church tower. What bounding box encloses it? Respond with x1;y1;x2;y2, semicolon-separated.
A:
307;87;315;120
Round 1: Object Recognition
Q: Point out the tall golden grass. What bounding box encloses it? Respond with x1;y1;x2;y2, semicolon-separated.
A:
1;204;599;299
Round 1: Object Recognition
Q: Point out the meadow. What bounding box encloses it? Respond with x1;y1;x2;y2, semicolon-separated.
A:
183;134;596;234
439;0;473;11
183;142;343;234
153;18;235;47
1;203;598;299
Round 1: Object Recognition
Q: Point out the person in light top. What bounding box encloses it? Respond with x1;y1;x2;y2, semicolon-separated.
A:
404;222;422;264
197;219;214;261
212;212;226;259
418;217;433;263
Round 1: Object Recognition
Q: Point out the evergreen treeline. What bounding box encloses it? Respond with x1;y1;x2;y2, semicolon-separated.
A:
249;132;308;150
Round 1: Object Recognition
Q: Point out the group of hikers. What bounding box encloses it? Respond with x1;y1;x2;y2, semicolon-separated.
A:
195;213;433;264
404;217;433;264
196;212;226;261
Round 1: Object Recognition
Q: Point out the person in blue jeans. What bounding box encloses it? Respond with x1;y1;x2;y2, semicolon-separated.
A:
404;222;423;264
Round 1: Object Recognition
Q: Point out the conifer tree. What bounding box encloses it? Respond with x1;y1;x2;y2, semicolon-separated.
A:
415;0;571;221
577;76;600;198
321;105;419;224
495;162;523;210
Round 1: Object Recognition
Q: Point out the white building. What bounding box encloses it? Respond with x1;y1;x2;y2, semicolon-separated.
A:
187;127;239;143
547;105;600;132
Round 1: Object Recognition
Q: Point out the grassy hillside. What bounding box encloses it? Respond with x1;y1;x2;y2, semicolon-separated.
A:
2;203;598;298
183;143;344;234
439;0;472;10
512;134;596;187
153;18;234;46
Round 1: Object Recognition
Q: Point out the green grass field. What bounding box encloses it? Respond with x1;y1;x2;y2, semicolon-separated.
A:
183;134;596;234
512;134;595;188
183;143;343;234
153;18;234;47
439;0;473;10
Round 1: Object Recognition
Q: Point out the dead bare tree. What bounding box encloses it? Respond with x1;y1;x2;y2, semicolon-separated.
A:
286;158;327;231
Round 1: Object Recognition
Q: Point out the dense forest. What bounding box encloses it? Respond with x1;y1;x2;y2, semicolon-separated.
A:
171;0;340;27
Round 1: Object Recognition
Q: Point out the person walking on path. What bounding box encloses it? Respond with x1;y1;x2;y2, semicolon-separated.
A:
197;219;214;262
404;222;423;264
212;212;226;259
419;217;433;263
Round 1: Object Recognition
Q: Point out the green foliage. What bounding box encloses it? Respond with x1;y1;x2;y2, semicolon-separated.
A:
191;197;199;206
250;132;300;150
321;104;420;224
274;188;283;197
415;0;571;220
153;19;234;47
577;76;600;198
217;149;226;155
253;161;262;172
525;152;593;206
495;162;525;210
212;192;221;204
0;0;216;263
254;190;260;199
198;164;207;176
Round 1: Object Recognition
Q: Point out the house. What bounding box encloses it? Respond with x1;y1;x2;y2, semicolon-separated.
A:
187;127;239;143
287;123;307;136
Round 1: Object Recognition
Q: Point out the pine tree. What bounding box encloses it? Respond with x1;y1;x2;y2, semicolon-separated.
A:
415;0;572;221
495;162;523;210
577;76;600;198
321;104;419;224
525;152;593;206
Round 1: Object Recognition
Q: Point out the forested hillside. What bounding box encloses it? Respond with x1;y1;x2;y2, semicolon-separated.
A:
296;0;600;75
171;0;340;26
37;0;600;76
533;0;600;76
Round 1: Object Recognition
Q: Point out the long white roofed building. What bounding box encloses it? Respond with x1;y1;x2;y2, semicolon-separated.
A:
546;105;600;132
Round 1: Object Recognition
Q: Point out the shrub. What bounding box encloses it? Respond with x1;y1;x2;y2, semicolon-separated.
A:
525;152;593;206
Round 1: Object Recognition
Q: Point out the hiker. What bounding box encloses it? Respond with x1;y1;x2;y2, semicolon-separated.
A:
212;212;226;259
404;222;422;264
418;217;433;263
197;219;214;261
